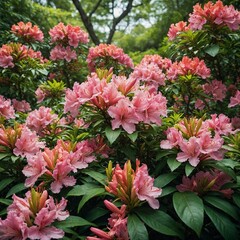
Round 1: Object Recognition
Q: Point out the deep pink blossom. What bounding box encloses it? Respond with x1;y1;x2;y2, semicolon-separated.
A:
177;170;233;198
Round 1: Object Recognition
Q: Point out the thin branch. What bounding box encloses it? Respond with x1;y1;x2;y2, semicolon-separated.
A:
89;0;102;19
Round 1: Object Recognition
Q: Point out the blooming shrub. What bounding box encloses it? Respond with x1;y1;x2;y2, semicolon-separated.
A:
0;1;239;240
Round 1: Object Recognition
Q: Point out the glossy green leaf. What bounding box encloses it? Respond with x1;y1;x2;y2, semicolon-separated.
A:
205;205;239;239
0;178;14;192
0;198;12;206
67;183;102;197
232;193;240;208
205;44;220;57
160;186;176;197
154;172;178;188
105;126;121;144
167;157;181;172
82;169;106;185
128;213;148;240
204;196;239;221
173;192;203;237
185;163;195;176
128;131;138;142
6;183;26;198
137;207;183;239
77;187;106;212
54;216;94;228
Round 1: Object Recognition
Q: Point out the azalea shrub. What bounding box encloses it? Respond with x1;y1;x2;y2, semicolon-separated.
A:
0;1;240;240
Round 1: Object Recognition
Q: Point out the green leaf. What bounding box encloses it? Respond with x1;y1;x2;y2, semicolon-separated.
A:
67;183;103;197
11;155;19;163
205;44;220;57
167;157;181;172
85;207;108;222
0;178;14;192
160;186;176;197
6;183;26;198
78;188;106;212
105;126;121;144
154;173;178;188
232;193;240;208
173;192;204;237
204;205;239;239
128;131;138;142
185;163;195;176
128;213;149;240
82;169;106;185
204;196;239;221
137;207;184;239
0;198;12;206
38;69;49;75
0;153;11;160
54;216;94;228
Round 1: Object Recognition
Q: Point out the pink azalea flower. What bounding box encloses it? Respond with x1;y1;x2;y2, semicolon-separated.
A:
203;80;227;102
11;21;44;42
112;75;138;95
22;152;47;187
177;137;201;167
26;106;58;135
35;87;46;103
0;44;14;68
13;127;45;158
108;98;139;134
160;128;183;149
134;164;162;209
0;95;15;119
12;99;31;112
50;45;77;62
167;21;190;40
0;211;28;240
228;90;240;107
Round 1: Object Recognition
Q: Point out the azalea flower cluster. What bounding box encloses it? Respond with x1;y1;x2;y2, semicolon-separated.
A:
167;21;190;40
189;0;240;31
131;54;172;89
11;21;44;42
23;138;108;193
229;90;240;108
160;114;233;167
0;188;69;240
64;70;167;134
167;56;211;80
0;42;46;68
0;123;45;158
49;22;89;62
177;170;233;198
105;160;162;210
87;43;134;72
87;200;129;240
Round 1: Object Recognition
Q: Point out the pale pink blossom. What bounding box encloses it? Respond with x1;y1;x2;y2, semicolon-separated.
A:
50;45;77;62
0;95;15;119
12;99;31;112
112;75;138;95
35;87;46;103
11;22;44;42
177;137;201;167
13;127;45;158
203;80;227;101
26;106;58;135
167;21;190;40
160;128;183;149
108;98;139;134
134;164;162;209
228;90;240;107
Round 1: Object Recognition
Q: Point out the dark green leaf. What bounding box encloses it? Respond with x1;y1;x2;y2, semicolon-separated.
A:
54;216;94;228
67;183;103;197
233;193;240;208
160;186;176;197
167;157;181;172
137;207;184;239
0;178;14;192
0;153;11;160
105;127;121;144
205;44;220;57
185;163;195;176
0;198;12;206
173;192;203;237
78;188;106;212
205;205;239;239
204;196;239;221
154;173;178;188
6;183;26;198
128;213;148;240
82;169;106;185
128;131;138;142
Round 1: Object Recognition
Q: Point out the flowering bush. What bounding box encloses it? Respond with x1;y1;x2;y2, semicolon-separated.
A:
0;1;239;239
